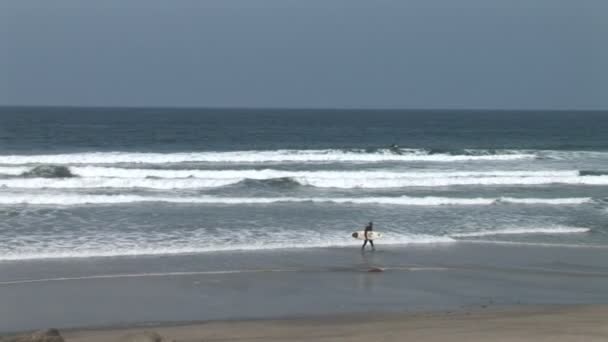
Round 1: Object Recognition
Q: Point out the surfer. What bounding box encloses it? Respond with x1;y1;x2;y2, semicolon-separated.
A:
361;221;375;251
389;144;401;154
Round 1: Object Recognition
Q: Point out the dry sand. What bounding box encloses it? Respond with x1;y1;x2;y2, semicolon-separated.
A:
62;305;608;342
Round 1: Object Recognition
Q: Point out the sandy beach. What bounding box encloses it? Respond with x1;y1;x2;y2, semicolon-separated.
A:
3;242;608;334
57;305;608;342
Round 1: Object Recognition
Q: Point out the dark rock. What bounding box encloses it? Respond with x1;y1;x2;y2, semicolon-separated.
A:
367;267;384;272
1;329;65;342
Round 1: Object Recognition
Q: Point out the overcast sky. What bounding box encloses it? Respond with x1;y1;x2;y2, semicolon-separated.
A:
1;0;607;109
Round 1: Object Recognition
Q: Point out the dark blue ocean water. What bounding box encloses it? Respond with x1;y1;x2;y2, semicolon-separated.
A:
0;107;607;261
1;107;607;153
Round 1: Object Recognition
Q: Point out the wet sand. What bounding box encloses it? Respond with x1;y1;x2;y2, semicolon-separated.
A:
62;305;608;342
3;243;608;333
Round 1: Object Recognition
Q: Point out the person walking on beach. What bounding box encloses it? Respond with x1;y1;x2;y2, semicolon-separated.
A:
361;221;375;251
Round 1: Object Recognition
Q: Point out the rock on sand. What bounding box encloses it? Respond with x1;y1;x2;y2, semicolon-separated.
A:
0;329;65;342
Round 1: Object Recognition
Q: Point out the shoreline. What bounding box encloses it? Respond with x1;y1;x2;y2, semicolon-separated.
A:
3;237;608;264
53;304;608;341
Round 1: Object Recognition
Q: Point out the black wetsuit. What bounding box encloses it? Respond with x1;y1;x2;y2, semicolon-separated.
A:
361;223;375;250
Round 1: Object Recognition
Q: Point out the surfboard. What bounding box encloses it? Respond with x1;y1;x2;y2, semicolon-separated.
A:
351;231;383;240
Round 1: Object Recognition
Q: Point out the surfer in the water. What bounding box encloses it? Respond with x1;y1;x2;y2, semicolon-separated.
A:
361;221;375;251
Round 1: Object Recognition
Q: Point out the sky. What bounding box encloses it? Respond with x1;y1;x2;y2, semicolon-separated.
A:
1;0;607;109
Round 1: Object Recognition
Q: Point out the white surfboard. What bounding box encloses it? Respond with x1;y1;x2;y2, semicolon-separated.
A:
352;231;383;240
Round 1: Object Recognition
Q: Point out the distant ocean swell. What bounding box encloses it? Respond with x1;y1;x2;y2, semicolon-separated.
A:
0;226;590;261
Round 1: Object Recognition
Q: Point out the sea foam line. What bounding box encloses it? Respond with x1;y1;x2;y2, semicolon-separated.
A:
0;226;593;262
0;194;592;206
0;166;30;175
0;166;582;180
0;149;535;164
0;234;455;261
65;167;583;179
1;175;607;189
298;176;608;188
2;149;607;166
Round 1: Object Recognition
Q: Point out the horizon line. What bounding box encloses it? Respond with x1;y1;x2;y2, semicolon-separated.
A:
0;104;607;112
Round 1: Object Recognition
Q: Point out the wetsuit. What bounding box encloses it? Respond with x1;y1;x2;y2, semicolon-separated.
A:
361;223;375;250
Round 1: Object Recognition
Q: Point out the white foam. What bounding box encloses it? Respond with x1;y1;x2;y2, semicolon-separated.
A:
299;175;608;188
0;194;592;206
68;167;580;179
0;149;535;165
0;166;30;175
450;227;591;238
0;232;454;261
0;177;238;189
1;171;606;189
2;149;608;166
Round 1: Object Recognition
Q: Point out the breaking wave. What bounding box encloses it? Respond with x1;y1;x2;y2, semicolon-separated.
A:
21;165;74;178
1;175;606;189
237;177;301;188
296;175;608;188
0;168;606;189
0;166;30;176
5;166;608;181
0;194;592;206
0;177;237;189
2;149;608;166
66;167;580;179
0;149;536;165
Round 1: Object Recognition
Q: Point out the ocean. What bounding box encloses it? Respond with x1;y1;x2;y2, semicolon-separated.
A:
1;107;608;331
1;107;607;260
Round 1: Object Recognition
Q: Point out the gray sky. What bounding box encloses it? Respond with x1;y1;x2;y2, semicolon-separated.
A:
1;0;607;109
